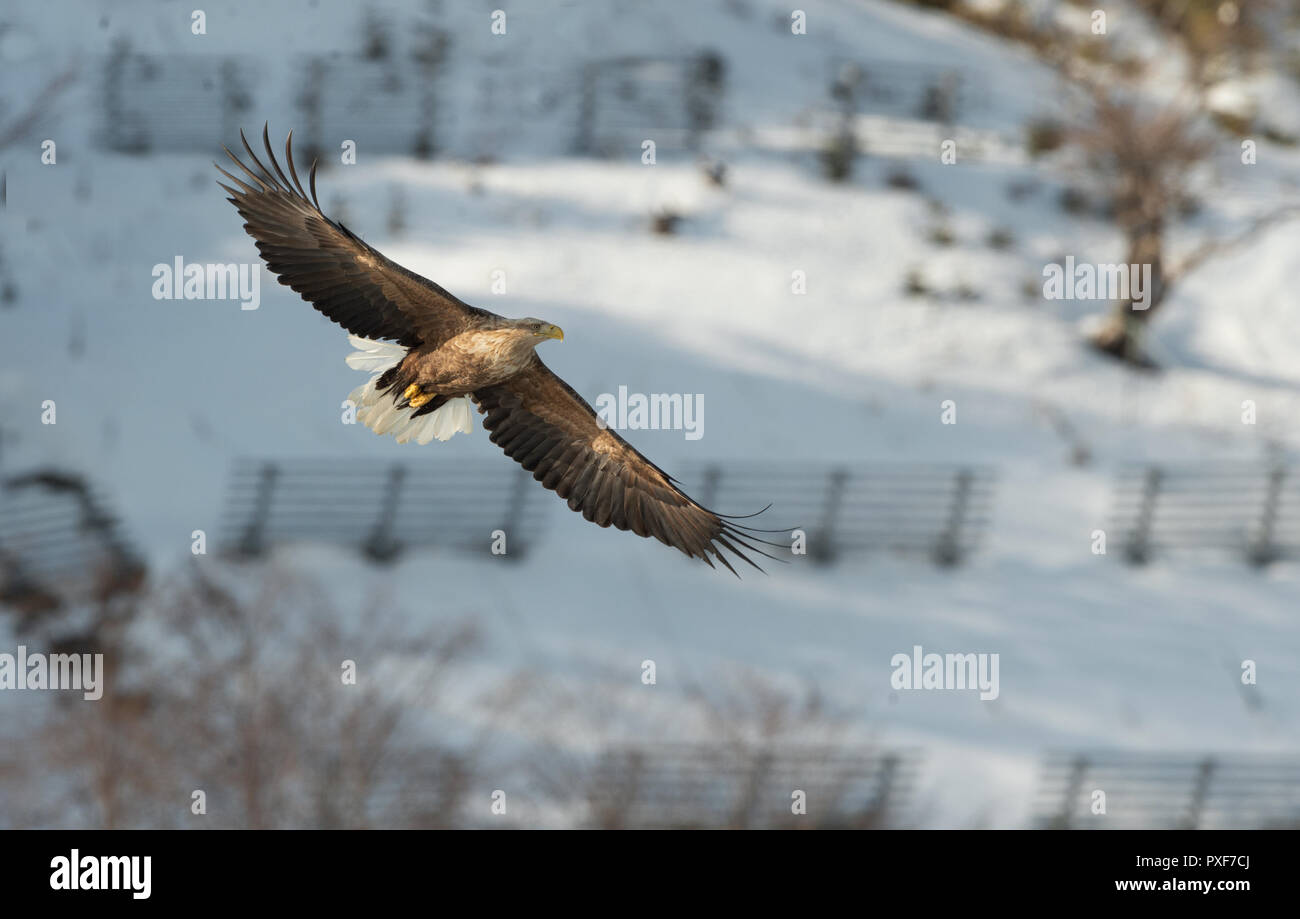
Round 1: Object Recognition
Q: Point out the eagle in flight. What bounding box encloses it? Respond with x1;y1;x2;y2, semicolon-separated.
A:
217;127;776;574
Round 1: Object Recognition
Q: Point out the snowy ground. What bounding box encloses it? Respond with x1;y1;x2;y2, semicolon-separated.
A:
3;0;1300;828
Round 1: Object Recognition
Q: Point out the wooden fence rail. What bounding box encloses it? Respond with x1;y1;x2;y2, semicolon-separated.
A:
0;468;144;611
1112;464;1300;565
221;459;993;567
219;458;548;562
1032;751;1300;829
97;46;723;160
681;462;996;566
587;744;920;829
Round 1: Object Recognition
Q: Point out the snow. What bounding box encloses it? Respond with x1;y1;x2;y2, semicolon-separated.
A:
3;0;1300;828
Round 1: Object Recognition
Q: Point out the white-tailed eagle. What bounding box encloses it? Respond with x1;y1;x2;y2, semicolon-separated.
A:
217;128;776;574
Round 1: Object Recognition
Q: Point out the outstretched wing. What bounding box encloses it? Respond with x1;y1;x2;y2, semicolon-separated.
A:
472;356;777;574
217;125;496;346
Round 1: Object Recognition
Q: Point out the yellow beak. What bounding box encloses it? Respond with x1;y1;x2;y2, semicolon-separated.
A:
543;323;564;341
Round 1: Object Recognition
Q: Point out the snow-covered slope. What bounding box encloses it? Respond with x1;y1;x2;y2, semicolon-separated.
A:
3;0;1299;828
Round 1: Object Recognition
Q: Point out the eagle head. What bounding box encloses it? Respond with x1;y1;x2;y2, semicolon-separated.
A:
517;317;565;343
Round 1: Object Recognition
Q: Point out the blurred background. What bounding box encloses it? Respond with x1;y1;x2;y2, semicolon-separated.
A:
2;0;1300;828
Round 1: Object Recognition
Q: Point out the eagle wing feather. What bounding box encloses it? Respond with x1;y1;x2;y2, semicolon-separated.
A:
473;355;774;574
217;125;496;347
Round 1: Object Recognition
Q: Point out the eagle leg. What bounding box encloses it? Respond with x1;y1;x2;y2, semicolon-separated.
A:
399;383;435;409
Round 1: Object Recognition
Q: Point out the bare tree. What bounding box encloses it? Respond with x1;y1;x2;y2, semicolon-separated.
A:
1131;0;1277;90
1071;87;1299;365
936;1;1299;366
1071;92;1210;364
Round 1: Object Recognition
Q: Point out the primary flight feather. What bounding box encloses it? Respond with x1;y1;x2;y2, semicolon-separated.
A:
216;126;775;574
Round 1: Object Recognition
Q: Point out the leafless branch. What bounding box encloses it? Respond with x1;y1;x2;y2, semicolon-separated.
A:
0;66;78;152
1170;204;1300;283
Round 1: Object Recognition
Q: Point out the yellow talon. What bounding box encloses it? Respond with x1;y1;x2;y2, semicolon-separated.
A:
401;383;433;409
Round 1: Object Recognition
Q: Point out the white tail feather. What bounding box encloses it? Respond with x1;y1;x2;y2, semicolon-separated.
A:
345;335;405;372
344;336;473;444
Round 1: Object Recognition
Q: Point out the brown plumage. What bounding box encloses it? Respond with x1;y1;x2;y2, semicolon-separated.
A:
216;126;776;574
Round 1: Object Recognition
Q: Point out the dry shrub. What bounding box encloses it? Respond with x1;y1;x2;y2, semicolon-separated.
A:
7;563;483;828
505;670;911;829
